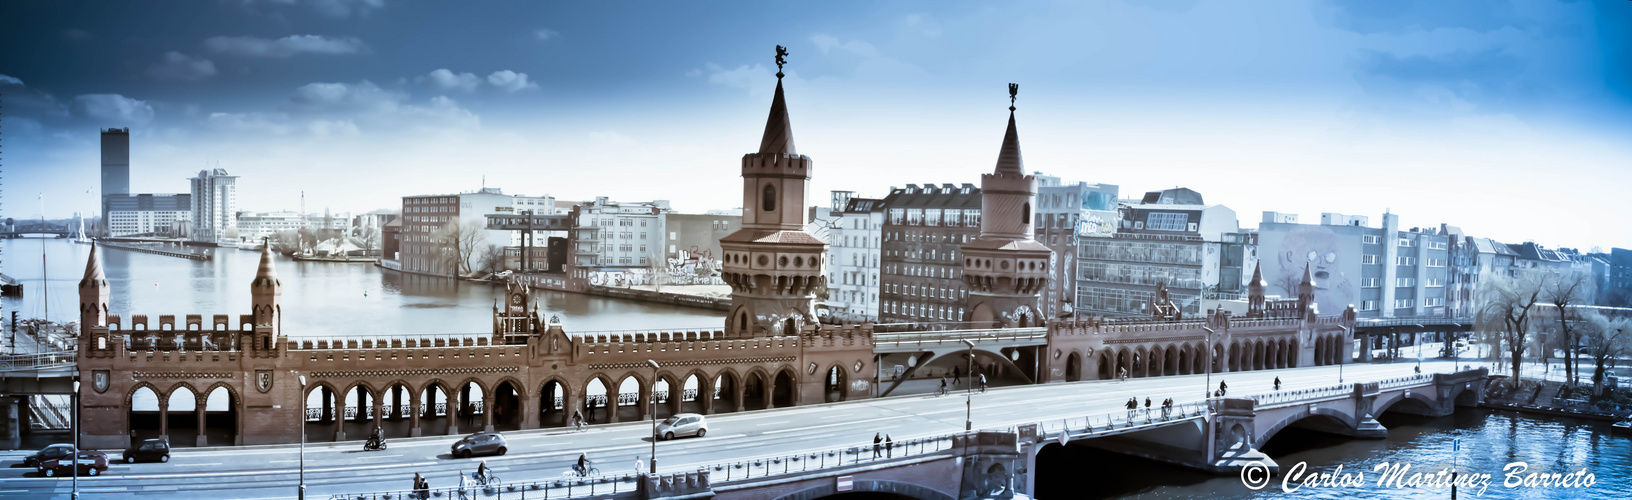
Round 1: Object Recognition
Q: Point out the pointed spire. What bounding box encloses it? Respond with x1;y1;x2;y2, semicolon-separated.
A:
1249;262;1264;290
255;238;278;283
994;83;1023;176
80;243;107;286
758;79;797;156
1300;263;1314;287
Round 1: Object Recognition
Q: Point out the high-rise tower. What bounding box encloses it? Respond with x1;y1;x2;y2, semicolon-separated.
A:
101;128;131;236
961;84;1052;328
719;46;827;337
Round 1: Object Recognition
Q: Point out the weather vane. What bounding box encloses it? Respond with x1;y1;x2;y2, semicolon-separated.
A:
1008;83;1018;111
775;45;789;79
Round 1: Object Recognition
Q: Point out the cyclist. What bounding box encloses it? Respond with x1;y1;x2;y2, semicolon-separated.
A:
476;460;492;485
977;373;988;394
571;410;586;431
575;452;593;477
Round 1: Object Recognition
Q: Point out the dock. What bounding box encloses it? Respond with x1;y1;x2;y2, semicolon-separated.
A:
99;242;212;261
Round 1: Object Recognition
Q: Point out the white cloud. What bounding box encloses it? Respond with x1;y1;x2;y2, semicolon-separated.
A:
71;94;155;125
286;80;480;131
309;0;384;18
533;28;561;41
486;70;538;92
810;34;881;58
307;119;361;137
208;112;293;134
417;69;481;92
0;74;22;86
703;63;784;99
145;52;218;81
290;80;403;113
204;35;371;58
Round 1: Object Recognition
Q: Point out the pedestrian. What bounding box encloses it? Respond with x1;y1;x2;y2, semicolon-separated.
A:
1144;397;1151;409
978;373;987;393
1274;377;1281;391
458;470;470;500
885;434;893;458
939;377;947;395
587;399;597;421
953;365;961;385
1219;380;1227;396
635;456;645;475
873;432;882;458
413;473;422;495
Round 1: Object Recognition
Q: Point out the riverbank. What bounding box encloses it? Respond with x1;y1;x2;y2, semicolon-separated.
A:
586;284;731;311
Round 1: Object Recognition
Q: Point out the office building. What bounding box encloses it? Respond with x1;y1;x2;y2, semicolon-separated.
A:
1074;188;1252;318
396;187;521;276
189;168;239;243
105;194;191;237
566;197;672;284
1035;174;1118;320
879;183;981;324
234;211;304;242
1258;211;1457;318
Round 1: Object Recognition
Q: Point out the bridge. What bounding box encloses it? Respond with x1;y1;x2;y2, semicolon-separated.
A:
0;223;73;238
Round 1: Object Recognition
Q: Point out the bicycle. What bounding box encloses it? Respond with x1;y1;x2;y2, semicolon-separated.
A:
571;420;587;433
564;466;600;478
474;471;500;487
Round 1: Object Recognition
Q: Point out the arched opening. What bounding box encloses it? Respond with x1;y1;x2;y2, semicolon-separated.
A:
343;385;375;439
201;386;236;446
743;372;769;410
539;379;568;427
616;375;643;421
584;378;610;423
1065;352;1082;382
1228;342;1241;372
1260;413;1354;456
1314;336;1326;366
304;384;340;442
1018;314;1030;328
1021;203;1030;225
1097;351;1114;380
784;318;797;336
714;372;740;413
419;382;451;436
762;184;777;212
128;386;162;444
681;374;706;414
453;382;485;432
653;376;676;420
1131;349;1146;378
168;387;199;447
1116;349;1132;379
1253;341;1265;371
772;370;797;408
738;312;748;334
1165;345;1180;376
825;366;848;402
492;381;522;431
380;382;411;438
1212;343;1226;373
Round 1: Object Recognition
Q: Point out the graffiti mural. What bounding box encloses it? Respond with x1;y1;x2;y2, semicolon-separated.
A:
1259;225;1361;316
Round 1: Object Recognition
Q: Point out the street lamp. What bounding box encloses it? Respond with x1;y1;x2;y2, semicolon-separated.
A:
72;379;79;500
1200;326;1215;401
647;359;660;474
1414;324;1426;373
1339;326;1350;384
298;375;307;500
961;339;974;431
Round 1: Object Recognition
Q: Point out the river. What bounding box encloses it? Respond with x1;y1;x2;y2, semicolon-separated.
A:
1;238;723;336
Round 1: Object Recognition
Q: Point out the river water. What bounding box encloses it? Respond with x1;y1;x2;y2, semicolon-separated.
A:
2;238;722;336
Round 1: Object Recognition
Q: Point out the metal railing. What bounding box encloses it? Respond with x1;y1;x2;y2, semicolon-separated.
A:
1247;384;1354;406
873;328;1047;347
328;471;641;500
1027;401;1210;438
0;351;77;372
701;433;960;482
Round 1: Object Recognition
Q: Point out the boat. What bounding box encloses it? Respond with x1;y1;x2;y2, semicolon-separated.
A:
1614;419;1632;436
291;238;375;262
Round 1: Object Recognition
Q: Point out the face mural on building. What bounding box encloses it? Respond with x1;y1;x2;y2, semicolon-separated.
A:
1275;226;1354;315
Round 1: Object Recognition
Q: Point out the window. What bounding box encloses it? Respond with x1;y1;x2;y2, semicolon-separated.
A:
1362;300;1378;311
1424;298;1444;307
762;184;777;212
1396;256;1416;266
1360;255;1379;265
1427;278;1444;287
1426;258;1445;268
1397;278;1416;287
1021;203;1031;225
1146;212;1188;231
1363;235;1379;244
1361;278;1380;288
1427;241;1447;250
1394;299;1415;309
1398;238;1413;247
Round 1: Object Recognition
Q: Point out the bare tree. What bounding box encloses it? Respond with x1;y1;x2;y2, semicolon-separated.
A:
1543;271;1593;387
1581;312;1630;399
432;218;488;276
1475;270;1546;383
477;244;506;275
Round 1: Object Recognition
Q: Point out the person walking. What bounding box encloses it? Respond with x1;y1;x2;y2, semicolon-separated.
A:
952;366;961;386
978;373;988;393
939;377;948;396
635;456;645;476
873;433;882;458
412;473;423;497
1219;380;1228;396
1274;377;1281;391
885;434;894;458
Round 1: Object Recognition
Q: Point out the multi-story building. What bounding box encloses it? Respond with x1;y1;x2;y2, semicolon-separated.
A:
825;195;886;322
189;168;238;243
505;194;559;246
100;128;131;235
1074;188;1250;318
662;212;739;284
1034;174;1118;320
235;211;304;242
105;194;191;237
394;187;518;276
566;197;672;285
1258;211;1457;318
879;183;981;324
1608;248;1632;307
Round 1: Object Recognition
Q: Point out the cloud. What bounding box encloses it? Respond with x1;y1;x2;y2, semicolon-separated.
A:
285;80;480;131
208;112;293;134
307;119;360;136
290;80;404;113
1317;0;1529;34
533;28;561;41
205;35;371;58
71;94;155;125
63;29;91;41
145;52;218;81
233;0;383;19
486;70;538;92
0;74;22;86
417;69;481;92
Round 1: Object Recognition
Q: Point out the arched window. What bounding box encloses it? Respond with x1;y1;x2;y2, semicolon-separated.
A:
762;184;777;212
1021;202;1031;225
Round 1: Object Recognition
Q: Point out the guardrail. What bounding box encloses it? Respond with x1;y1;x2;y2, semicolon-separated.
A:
1028;401;1210;438
329;471;641;500
873;328;1048;347
0;351;77;372
701;433;959;482
1247;384;1354;406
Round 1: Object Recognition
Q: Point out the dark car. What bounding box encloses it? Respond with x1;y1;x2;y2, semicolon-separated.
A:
38;450;109;477
122;439;171;463
22;444;76;468
450;431;508;458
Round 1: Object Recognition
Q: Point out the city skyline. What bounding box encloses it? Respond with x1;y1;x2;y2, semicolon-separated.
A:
3;1;1631;251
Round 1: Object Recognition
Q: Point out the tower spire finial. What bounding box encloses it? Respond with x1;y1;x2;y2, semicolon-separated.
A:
775;45;788;80
1008;83;1018;112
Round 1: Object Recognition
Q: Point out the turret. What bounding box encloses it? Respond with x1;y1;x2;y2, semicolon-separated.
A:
1297;263;1316;315
79;243;110;330
960;83;1053;328
249;240;281;351
1247;262;1265;317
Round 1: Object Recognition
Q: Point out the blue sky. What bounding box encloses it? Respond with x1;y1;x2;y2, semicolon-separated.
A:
2;0;1629;250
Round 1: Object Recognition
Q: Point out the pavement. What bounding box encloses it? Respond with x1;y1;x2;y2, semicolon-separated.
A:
0;360;1465;499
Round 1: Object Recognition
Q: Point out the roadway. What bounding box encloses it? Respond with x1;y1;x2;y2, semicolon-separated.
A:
0;360;1465;499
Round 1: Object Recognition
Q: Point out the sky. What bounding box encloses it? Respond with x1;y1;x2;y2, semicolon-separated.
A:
2;0;1630;251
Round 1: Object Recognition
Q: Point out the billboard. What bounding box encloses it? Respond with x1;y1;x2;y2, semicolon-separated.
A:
1256;223;1365;316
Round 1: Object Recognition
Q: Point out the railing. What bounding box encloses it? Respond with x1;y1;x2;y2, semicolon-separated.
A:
1027;401;1210;438
1247;384;1354;406
681;389;697;402
0;351;77;372
328;471;641;500
701;433;960;482
1378;374;1434;390
303;401;482;422
29;401;72;430
872;328;1047;347
1355;317;1471;328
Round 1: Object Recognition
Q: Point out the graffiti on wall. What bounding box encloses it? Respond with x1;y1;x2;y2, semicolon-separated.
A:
1268;226;1357;316
585;247;724;287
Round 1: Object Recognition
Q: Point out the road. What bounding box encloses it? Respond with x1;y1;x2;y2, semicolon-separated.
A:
0;360;1464;499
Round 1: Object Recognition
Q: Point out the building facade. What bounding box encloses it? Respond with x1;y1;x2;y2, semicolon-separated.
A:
663;212;739;285
826;196;886;323
1034;175;1118;320
879;183;981;324
100;128;131;235
235;212;304;242
189;168;239;243
961;98;1052;328
105;194;191;237
567;197;672;286
1074;188;1250;319
1258;212;1456;318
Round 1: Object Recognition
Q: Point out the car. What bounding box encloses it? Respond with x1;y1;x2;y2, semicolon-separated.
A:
38;450;109;477
22;444;76;468
122;438;171;463
655;413;708;440
451;432;508;458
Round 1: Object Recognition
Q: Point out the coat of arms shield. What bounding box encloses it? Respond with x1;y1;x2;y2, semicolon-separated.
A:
256;370;274;393
92;370;110;393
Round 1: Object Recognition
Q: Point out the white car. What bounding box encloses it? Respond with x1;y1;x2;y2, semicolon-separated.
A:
655;413;708;440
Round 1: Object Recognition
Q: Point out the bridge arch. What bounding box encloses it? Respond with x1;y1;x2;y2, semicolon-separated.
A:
1228;340;1241;372
1131;346;1148;378
679;369;709;413
491;377;527;430
1146;345;1163;378
713;368;742;413
824;363;849;402
1257;407;1356;446
165;383;201;447
582;374;615;423
537;376;572;427
768;479;957;500
1165;344;1180;376
1374;390;1438;417
202;382;240;446
743;367;773;410
1097;350;1114;380
1212;343;1225;373
1065;351;1082;382
772;367;798;408
127;383;164;445
614;371;650;421
652;371;684;418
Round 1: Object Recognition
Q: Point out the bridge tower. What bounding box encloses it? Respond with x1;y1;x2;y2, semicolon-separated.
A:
249;241;281;354
1297;263;1315;315
719;47;827;337
961;84;1052;328
79;243;109;330
1246;262;1265;317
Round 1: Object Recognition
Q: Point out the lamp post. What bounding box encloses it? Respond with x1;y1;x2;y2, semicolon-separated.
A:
298;375;307;500
72;379;79;500
1414;324;1425;372
1339;326;1350;384
1200;326;1215;400
647;359;660;474
961;339;974;431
